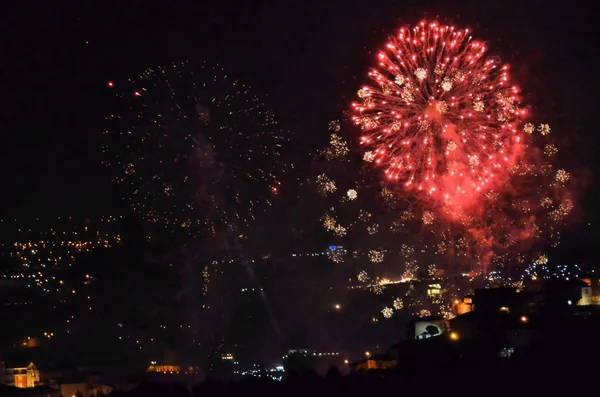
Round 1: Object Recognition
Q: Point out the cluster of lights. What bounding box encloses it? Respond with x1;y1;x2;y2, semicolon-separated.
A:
0;217;121;297
235;365;284;382
146;363;200;375
284;349;340;357
316;174;337;196
0;217;125;345
350;270;511;319
523;262;591;281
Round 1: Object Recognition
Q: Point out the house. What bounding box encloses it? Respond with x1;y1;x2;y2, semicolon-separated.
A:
1;362;41;388
406;315;448;340
389;335;461;366
59;382;89;397
471;287;535;314
453;295;474;316
448;310;537;355
348;354;397;372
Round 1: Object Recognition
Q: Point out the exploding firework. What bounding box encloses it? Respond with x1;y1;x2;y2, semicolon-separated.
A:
306;18;575;324
316;140;393;255
346;21;576;271
352;21;528;214
314;111;573;322
103;61;288;237
393;297;404;310
381;307;393;318
317;119;572;273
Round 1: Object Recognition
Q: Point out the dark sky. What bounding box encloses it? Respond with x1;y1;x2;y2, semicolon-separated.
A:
0;0;597;247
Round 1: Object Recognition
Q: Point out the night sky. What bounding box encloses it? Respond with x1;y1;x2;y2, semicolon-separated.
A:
0;1;597;256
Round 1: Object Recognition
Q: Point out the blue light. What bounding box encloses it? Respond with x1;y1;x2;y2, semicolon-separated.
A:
329;245;337;251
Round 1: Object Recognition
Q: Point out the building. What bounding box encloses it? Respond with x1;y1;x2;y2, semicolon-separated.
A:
60;382;89;397
14;336;41;349
146;364;182;374
389;336;460;366
406;316;448;340
542;279;589;309
471;288;531;314
449;310;534;346
1;362;41;388
579;278;600;305
146;362;200;375
348;354;397;372
453;296;474;315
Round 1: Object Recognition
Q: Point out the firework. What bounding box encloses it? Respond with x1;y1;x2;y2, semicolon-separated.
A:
347;21;575;272
381;307;393;318
317;119;572;275
314;113;573;327
315;119;453;274
352;21;527;214
315;118;405;250
313;49;573;325
316;174;337;196
368;249;384;263
322;133;349;159
103;61;288;237
393;298;404;310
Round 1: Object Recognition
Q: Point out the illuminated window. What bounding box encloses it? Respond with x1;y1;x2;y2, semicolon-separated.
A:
427;284;442;296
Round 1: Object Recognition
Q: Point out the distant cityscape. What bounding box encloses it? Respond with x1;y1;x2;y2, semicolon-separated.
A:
1;216;599;394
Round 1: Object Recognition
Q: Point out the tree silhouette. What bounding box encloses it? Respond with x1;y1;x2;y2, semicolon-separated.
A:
325;365;342;381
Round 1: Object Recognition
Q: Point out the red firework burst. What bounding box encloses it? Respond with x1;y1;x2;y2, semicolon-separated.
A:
352;21;528;213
